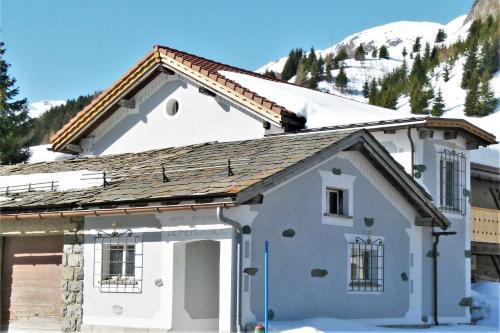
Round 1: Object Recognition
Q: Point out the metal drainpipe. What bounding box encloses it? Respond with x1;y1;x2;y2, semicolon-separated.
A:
432;230;457;326
217;207;243;332
407;126;415;177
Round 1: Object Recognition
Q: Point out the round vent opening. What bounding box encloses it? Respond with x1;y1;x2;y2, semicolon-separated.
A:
166;99;180;117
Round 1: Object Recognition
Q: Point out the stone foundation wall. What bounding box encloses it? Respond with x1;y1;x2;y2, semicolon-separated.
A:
62;229;85;332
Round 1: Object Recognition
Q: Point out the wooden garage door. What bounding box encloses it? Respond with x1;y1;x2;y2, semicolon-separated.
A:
1;235;63;328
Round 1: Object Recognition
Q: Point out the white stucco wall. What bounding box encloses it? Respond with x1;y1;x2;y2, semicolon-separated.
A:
81;74;273;156
82;212;235;332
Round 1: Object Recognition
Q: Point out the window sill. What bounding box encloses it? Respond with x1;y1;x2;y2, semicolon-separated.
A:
322;213;354;227
324;213;353;219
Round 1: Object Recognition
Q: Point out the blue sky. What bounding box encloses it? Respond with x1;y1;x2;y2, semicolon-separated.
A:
1;0;473;103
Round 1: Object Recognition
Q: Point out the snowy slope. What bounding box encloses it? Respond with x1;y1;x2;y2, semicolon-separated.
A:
258;16;469;76
255;14;498;168
29;100;65;118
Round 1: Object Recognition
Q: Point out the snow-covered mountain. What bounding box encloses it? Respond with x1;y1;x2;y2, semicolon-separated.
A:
29;100;66;118
257;12;499;168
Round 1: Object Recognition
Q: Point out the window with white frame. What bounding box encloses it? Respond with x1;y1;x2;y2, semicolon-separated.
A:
439;150;466;214
326;188;347;216
348;236;384;292
93;233;143;293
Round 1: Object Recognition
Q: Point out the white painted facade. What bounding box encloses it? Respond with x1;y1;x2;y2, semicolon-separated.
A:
80;73;276;156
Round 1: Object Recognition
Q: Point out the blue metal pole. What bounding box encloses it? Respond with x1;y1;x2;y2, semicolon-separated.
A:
264;240;269;333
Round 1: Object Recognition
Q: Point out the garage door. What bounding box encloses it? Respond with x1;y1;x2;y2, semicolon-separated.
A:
1;235;63;329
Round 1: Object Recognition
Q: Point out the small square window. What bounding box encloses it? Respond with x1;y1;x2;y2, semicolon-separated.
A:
327;188;345;215
94;234;143;293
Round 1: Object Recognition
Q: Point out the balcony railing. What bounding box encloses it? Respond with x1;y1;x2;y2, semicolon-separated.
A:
471;207;500;244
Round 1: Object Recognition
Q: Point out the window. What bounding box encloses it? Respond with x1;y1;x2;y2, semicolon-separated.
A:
93;233;143;293
348;237;384;292
439;150;466;214
105;244;135;279
326;188;345;215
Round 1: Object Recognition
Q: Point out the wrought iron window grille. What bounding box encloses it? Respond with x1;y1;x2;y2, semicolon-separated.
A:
348;236;384;292
93;225;143;293
439;150;466;214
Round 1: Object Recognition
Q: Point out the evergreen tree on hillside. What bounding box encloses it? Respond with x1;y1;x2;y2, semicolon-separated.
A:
354;44;366;61
371;48;378;58
263;69;277;79
408;54;432;114
479;37;499;80
477;76;497;116
435;29;447;43
464;71;480;116
461;41;478;89
29;93;96;144
423;42;431;63
431;88;445;116
333;47;348;69
306;47;317;70
0;43;31;164
324;53;334;81
335;66;348;93
402;47;408;58
295;59;308;86
368;79;378;104
378;45;389;59
412;36;422;53
362;80;370;99
281;48;304;82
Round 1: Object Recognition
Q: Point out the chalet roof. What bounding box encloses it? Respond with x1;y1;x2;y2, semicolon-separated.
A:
50;45;306;152
1;130;449;228
49;45;496;153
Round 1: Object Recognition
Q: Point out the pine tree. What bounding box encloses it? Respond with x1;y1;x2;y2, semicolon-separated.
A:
477;75;497;116
263;69;277;79
333;47;348;68
435;29;447;43
306;47;317;70
409;54;427;85
368;79;378;104
423;42;431;61
335;66;348;93
479;37;499;80
464;71;480;116
461;41;478;89
402;46;408;58
378;45;389;59
371;48;378;58
281;48;303;82
354;44;366;61
431;88;445;116
0;43;31;164
362;80;370;98
324;53;334;81
294;59;308;86
412;37;422;53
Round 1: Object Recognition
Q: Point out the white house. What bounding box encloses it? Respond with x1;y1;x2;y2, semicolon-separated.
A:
0;45;497;332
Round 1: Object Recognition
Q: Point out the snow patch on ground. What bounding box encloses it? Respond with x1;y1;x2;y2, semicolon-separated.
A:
265;283;498;332
29;100;66;118
29;144;74;164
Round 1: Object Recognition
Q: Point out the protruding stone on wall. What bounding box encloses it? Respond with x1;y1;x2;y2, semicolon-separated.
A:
311;269;328;277
244;267;258;276
282;229;295;238
242;225;252;235
61;228;84;332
